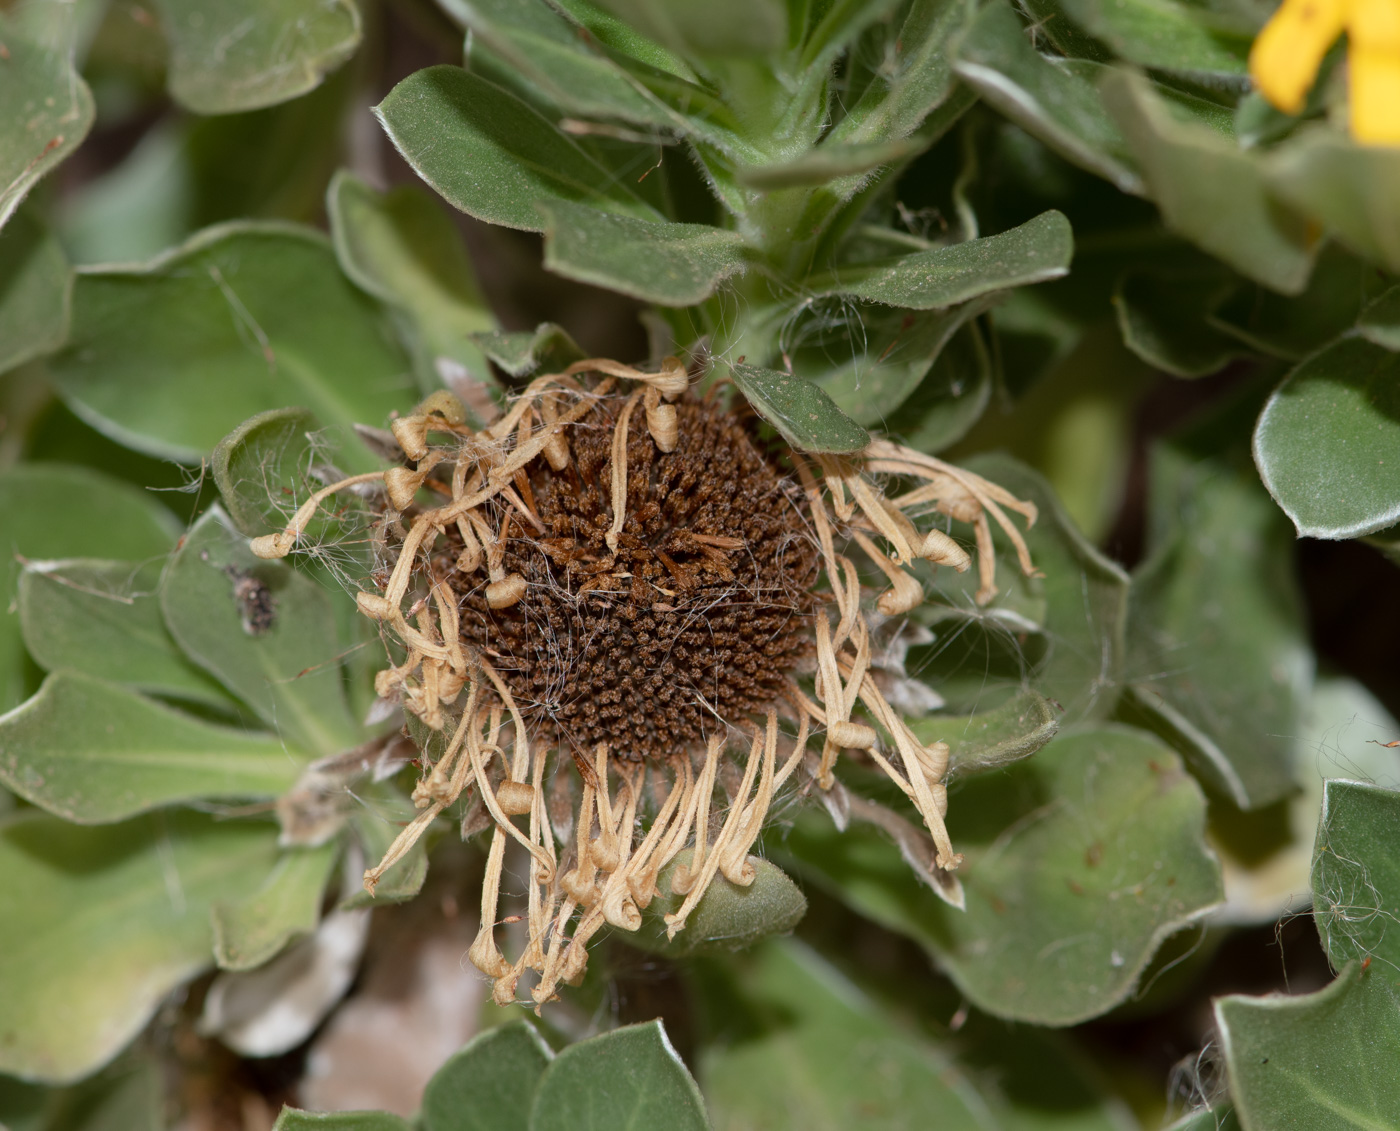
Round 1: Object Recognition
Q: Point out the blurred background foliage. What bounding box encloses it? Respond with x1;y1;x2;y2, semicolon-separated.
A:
2;0;1399;1128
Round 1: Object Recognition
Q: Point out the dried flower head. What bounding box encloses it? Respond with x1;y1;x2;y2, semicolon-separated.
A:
253;358;1039;1007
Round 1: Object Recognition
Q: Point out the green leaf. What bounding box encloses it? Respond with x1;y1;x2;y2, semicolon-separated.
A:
915;454;1130;724
591;0;785;56
212;842;340;971
1101;69;1316;294
1210;677;1400;925
473;323;586;379
0;1054;166;1131
1113;266;1247;378
375;66;658;234
726;363;870;453
327;170;497;397
826;0;973;148
1214;779;1400;1129
0;809;279;1082
539;202;748;305
629;850;807;956
810;299;992;427
1266;128;1400;274
455;0;679;130
0;670;297;823
0;464;178;712
339;792;430;908
952;3;1143;194
421;1022;552;1131
699;941;995;1131
881;321;995;454
1312;779;1400;969
0;14;95;230
273;1110;412;1131
0;208;70;372
1253;336;1400;540
1126;441;1310;809
161;508;361;756
1208;243;1386;361
49;223;414;466
18;559;233;707
733;139;924;190
784;725;1223;1024
529;1021;709;1131
210;407;326;540
1358;285;1400;351
910;689;1060;776
807;210;1073;310
1217;961;1400;1130
150;0;360;115
1057;0;1251;77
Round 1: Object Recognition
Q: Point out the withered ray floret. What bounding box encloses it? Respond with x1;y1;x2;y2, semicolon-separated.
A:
251;357;1040;1008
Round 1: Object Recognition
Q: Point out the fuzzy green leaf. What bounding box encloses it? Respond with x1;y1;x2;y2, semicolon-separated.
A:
1253;337;1400;540
0;810;279;1083
49;223;413;466
455;0;678;130
339;792;431;909
952;2;1142;194
150;0;360;115
1217;962;1400;1131
733;139;923;190
1358;285;1400;351
18;559;233;708
0;464;178;712
1266;128;1400;274
473;323;586;379
826;0;972;147
700;941;994;1131
0;1054;166;1131
1216;780;1400;1129
0;670;297;823
273;1111;412;1131
811;299;992;426
210;407;328;541
1057;0;1251;77
786;725;1221;1025
1114;266;1246;378
727;363;870;453
212;842;340;971
591;0;785;56
807;210;1073;310
1101;69;1315;294
1127;441;1310;808
327;170;497;397
375;66;658;234
1210;677;1400;926
161;508;360;756
0;14;95;230
881;322;994;454
1312;780;1400;970
0;209;70;371
539;201;748;305
630;850;807;956
421;1022;552;1131
1208;244;1384;362
915;454;1130;724
911;689;1060;776
529;1021;709;1131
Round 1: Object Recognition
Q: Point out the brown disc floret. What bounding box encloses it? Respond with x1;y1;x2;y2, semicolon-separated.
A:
444;391;819;762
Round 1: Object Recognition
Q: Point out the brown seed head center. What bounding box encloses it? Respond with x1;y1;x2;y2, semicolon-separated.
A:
445;392;818;762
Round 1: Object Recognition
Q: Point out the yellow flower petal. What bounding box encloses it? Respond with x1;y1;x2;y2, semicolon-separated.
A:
1350;47;1400;144
1250;0;1349;113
